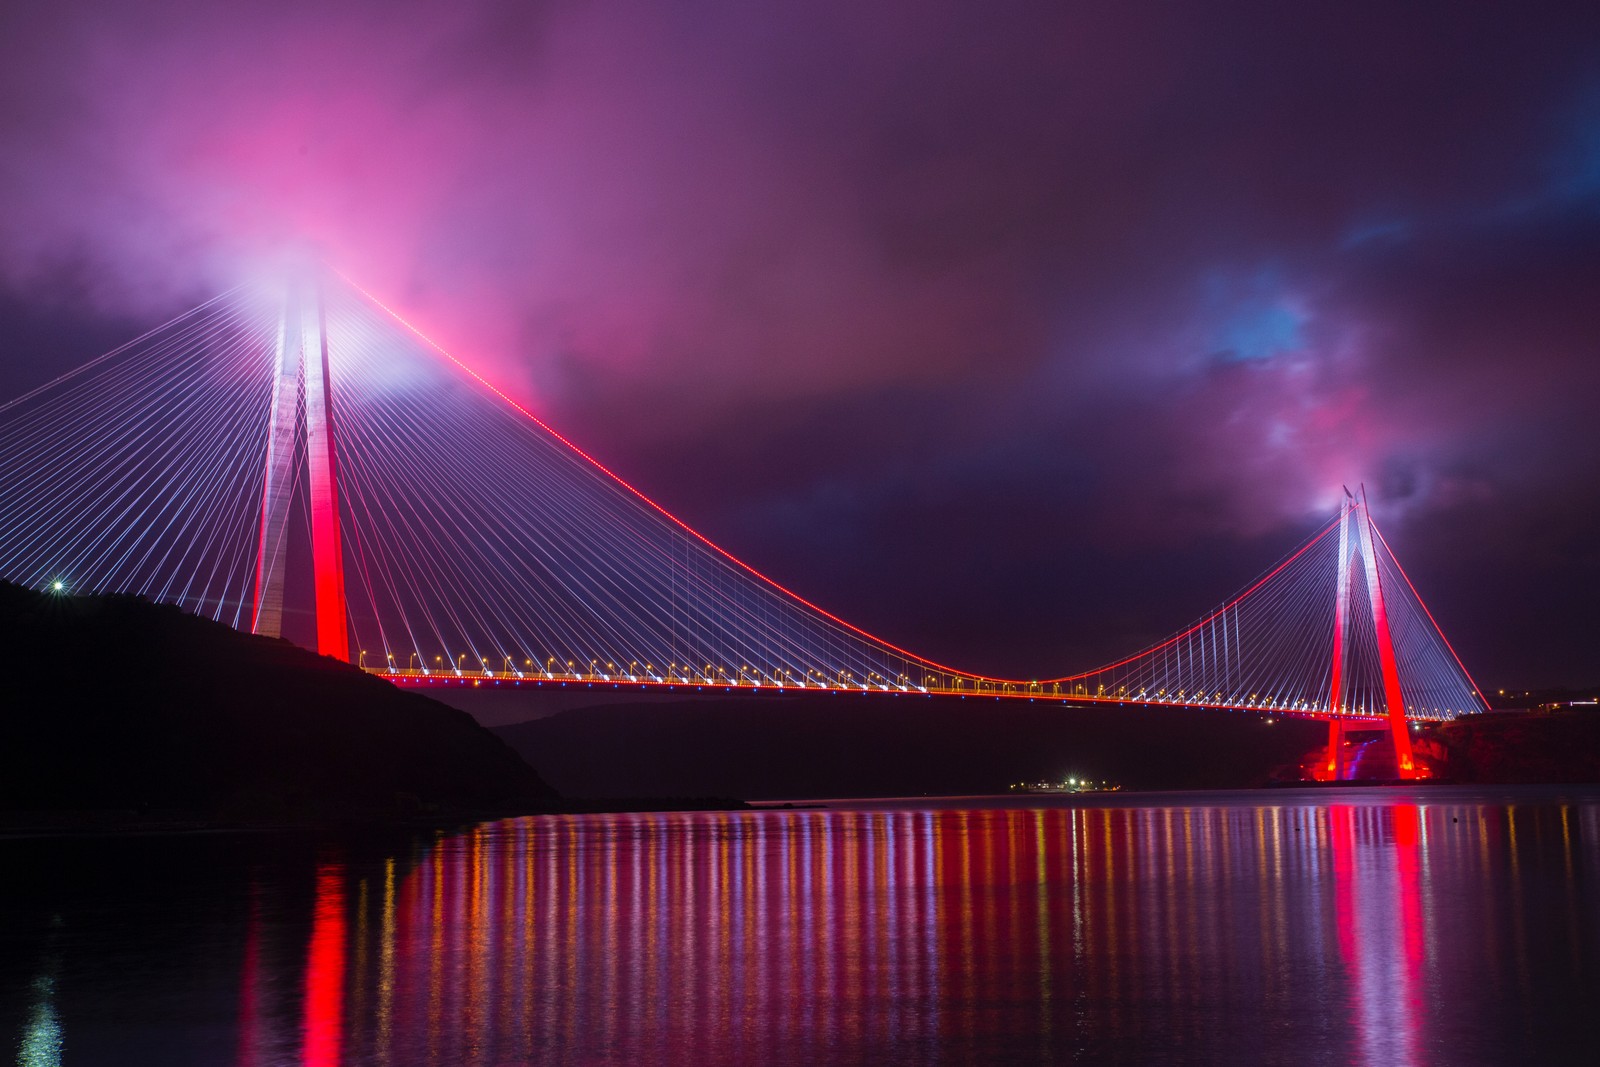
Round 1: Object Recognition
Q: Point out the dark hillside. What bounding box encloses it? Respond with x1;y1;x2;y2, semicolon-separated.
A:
496;694;1327;798
0;581;556;818
1420;711;1600;783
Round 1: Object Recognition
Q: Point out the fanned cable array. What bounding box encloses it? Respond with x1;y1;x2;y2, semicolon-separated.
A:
1061;506;1487;720
320;280;954;691
1368;524;1491;719
0;288;280;627
0;270;1489;722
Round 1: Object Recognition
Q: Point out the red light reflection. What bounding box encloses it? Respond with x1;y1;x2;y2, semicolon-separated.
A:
1328;804;1426;1067
303;864;346;1067
225;802;1510;1066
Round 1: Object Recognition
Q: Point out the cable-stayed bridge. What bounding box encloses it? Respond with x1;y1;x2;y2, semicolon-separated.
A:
0;269;1488;779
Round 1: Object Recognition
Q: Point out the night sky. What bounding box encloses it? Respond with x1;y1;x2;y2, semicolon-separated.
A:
1;2;1596;690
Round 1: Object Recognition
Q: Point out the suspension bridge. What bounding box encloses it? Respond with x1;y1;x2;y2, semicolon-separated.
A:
0;269;1488;779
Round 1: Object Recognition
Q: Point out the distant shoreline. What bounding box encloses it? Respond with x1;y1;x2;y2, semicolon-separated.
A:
10;782;1600;839
0;796;753;839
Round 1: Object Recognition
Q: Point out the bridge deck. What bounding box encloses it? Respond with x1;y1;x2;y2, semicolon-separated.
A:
367;667;1406;723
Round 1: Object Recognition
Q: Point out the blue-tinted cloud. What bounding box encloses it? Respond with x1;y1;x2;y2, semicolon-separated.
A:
1341;218;1412;249
1;1;1597;684
1204;272;1308;364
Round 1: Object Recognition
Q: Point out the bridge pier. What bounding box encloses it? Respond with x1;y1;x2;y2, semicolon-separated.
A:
250;274;350;662
1326;491;1417;780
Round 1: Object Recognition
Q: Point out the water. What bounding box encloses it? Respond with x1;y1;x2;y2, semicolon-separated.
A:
3;787;1598;1066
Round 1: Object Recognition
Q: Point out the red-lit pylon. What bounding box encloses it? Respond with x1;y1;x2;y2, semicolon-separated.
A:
250;275;350;662
1326;488;1416;780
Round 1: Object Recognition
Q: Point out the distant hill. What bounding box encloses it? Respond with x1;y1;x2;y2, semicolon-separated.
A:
1420;711;1600;783
494;694;1329;799
0;581;556;820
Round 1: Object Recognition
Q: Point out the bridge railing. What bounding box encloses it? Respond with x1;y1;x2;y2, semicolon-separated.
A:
362;664;1400;721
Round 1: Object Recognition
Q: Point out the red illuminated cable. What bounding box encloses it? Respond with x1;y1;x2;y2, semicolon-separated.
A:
333;268;1016;683
336;268;1375;698
1368;519;1490;712
1059;517;1340;681
2;269;1484;716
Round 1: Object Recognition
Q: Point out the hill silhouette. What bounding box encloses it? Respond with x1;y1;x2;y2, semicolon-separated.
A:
1420;711;1600;783
489;691;1600;798
494;694;1328;798
0;581;556;820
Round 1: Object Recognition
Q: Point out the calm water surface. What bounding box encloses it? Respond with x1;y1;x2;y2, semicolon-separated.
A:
3;787;1597;1066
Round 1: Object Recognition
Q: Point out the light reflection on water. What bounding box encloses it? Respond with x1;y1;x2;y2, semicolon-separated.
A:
3;789;1598;1066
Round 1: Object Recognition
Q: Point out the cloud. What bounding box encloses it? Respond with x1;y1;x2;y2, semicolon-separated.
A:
2;0;1598;682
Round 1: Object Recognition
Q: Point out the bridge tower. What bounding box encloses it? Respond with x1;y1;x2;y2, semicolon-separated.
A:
1327;489;1415;780
250;275;350;661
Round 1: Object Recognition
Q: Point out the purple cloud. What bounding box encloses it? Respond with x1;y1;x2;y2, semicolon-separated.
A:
2;1;1597;684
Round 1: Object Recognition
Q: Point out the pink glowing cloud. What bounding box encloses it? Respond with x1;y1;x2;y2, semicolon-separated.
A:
4;1;1598;680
